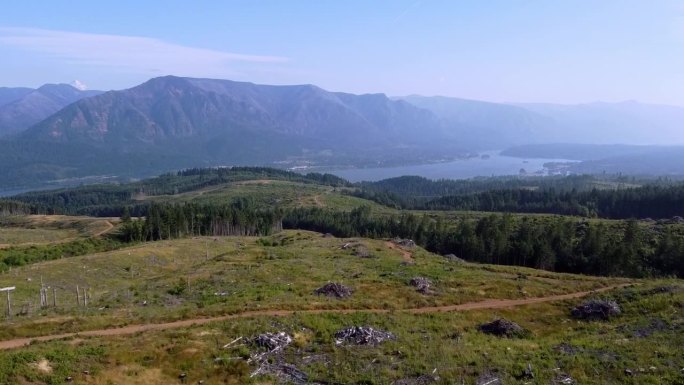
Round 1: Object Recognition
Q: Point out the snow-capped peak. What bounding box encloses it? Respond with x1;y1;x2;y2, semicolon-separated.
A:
70;80;88;91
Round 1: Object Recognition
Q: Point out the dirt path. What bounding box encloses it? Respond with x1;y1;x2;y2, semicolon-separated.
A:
0;284;630;350
385;241;414;263
93;220;114;237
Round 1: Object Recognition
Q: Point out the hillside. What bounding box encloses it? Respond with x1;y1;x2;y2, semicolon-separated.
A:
0;87;33;107
0;169;682;383
0;84;102;137
0;230;680;384
21;76;449;159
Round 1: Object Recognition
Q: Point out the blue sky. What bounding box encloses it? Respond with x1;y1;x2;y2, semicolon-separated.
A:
1;0;683;105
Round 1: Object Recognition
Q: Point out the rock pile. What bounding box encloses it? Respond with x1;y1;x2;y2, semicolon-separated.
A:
314;282;353;298
478;319;526;338
571;300;621;320
334;326;396;346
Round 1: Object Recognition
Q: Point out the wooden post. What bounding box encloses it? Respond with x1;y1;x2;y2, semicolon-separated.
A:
76;285;80;306
52;288;57;307
83;287;88;307
1;287;15;317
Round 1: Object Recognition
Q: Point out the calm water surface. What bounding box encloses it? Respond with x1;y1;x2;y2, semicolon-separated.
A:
330;152;573;182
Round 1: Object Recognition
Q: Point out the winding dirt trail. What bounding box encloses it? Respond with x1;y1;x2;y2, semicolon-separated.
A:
93;220;114;237
385;241;414;263
0;284;630;350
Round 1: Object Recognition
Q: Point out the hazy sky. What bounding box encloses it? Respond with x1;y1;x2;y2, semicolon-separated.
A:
1;0;683;105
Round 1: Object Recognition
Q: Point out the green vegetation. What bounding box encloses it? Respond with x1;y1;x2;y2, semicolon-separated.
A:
0;215;121;272
0;165;681;384
0;232;679;384
0;231;623;338
285;207;684;277
354;175;684;219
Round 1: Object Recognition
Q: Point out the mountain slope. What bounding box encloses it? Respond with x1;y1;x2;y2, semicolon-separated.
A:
0;84;102;137
0;87;33;107
517;101;684;145
2;76;460;190
399;95;560;148
25;76;442;147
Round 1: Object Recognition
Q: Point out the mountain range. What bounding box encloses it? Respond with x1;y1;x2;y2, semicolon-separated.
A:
0;84;102;137
1;75;684;191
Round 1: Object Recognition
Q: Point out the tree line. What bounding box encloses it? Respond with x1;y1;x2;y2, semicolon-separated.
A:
119;199;283;242
3;167;350;216
352;177;684;219
283;207;683;278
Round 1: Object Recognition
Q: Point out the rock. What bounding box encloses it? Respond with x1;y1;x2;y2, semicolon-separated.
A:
571;300;621;320
478;318;527;338
334;326;396;346
314;282;353;298
624;369;634;376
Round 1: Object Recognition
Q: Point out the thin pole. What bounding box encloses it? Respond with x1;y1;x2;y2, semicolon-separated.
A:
6;290;10;317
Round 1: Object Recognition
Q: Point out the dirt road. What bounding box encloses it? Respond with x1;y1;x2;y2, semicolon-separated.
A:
0;284;630;350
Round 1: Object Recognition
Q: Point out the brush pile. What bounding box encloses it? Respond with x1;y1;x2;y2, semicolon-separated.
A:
409;277;433;294
314;282;353;298
478;319;526;337
334;326;396;346
571;300;621;320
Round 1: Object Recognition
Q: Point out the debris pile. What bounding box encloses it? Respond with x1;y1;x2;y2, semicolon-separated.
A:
571;300;621;320
334;326;396;346
475;373;502;385
552;374;576;385
392;374;438;385
393;238;416;248
314;282;353;298
409;277;433;294
478;319;526;338
251;363;309;384
251;332;292;353
444;254;466;264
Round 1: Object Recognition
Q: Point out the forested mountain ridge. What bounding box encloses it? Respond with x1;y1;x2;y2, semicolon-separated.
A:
22;76;443;147
0;84;102;137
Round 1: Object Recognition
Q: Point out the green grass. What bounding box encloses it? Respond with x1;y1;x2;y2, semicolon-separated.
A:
0;281;680;384
138;179;392;213
0;228;79;248
0;230;623;340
